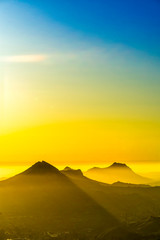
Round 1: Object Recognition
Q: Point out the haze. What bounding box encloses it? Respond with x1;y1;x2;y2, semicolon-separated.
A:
0;1;160;176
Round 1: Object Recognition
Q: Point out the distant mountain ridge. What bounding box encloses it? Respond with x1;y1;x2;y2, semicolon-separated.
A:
85;162;150;184
0;161;117;232
112;181;150;188
91;162;131;170
0;160;160;236
61;166;84;177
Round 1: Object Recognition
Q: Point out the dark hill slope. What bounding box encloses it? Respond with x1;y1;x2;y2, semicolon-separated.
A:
96;226;143;240
0;161;117;232
131;216;160;235
67;169;160;223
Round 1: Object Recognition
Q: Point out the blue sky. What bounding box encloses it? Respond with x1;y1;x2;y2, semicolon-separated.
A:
0;0;160;129
0;0;160;169
23;0;160;58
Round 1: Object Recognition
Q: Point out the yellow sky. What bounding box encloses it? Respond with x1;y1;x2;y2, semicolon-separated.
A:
0;119;160;176
0;1;160;177
0;56;160;175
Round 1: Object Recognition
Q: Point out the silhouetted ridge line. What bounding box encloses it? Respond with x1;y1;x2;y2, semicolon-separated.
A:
0;161;118;232
85;162;150;184
86;162;131;172
63;166;72;171
109;162;130;169
21;161;61;175
62;166;84;177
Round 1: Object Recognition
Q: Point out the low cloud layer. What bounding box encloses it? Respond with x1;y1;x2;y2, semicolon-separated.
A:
1;54;47;63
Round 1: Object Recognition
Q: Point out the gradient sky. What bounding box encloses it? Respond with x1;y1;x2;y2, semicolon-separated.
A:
0;0;160;176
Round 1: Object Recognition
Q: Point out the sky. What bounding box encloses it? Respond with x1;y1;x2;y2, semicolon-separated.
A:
0;0;160;177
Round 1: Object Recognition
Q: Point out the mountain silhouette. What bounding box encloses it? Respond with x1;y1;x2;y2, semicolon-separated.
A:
85;162;150;184
2;161;67;186
21;161;61;175
0;161;118;232
61;166;84;178
1;161;160;236
109;162;130;169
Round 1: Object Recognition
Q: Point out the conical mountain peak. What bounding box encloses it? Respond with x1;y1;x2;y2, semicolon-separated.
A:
21;161;61;175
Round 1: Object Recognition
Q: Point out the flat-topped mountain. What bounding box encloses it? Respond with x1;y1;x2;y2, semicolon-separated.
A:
85;162;150;184
108;162;130;169
61;166;84;178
